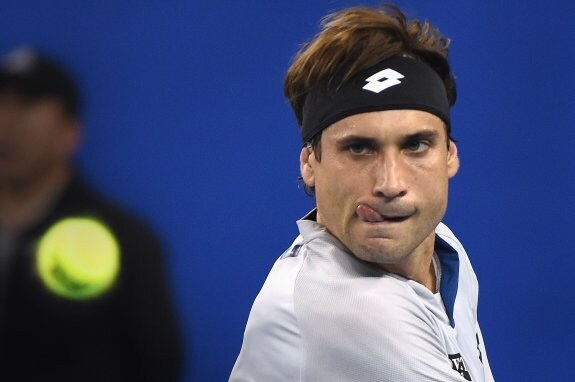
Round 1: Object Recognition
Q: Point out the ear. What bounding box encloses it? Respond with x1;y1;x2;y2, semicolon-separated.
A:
300;146;316;188
62;118;83;157
447;140;459;178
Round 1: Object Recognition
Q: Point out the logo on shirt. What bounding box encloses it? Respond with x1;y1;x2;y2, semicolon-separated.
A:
449;353;472;381
476;333;483;363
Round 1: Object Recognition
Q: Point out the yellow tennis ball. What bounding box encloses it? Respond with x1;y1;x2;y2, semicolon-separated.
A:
36;217;120;300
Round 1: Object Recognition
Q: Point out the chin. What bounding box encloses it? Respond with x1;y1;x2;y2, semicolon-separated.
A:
351;240;410;266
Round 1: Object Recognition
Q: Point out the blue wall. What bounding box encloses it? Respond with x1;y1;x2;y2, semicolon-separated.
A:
1;1;573;380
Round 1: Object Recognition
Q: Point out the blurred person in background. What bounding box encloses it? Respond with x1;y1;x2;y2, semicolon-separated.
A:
0;47;182;382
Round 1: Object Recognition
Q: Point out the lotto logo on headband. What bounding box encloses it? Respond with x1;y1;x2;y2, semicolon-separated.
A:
363;68;404;93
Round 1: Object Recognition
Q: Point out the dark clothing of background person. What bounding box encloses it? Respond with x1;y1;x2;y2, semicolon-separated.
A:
0;176;183;382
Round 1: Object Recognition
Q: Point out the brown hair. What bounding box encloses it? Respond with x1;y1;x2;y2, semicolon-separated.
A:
284;4;456;140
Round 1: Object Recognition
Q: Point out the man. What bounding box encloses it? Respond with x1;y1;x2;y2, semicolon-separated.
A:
230;5;494;381
0;47;182;381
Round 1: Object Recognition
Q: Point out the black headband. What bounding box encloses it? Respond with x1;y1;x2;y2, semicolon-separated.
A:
300;56;450;143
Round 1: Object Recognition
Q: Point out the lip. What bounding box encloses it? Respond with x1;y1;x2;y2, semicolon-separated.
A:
356;203;415;223
379;215;410;222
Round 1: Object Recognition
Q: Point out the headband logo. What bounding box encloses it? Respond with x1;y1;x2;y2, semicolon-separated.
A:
362;68;404;93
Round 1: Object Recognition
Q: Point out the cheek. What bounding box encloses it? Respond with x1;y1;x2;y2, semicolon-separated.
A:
314;174;345;212
411;162;450;203
314;165;361;224
421;176;449;218
316;161;365;199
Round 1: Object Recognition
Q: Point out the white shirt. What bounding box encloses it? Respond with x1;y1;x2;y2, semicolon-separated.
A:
230;215;494;382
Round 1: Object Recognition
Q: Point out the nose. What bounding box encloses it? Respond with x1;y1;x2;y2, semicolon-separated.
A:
372;151;407;200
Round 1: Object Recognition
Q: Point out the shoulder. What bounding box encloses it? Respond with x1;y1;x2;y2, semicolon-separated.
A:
436;222;465;256
436;222;479;316
230;237;305;381
291;245;456;381
251;235;307;329
436;222;476;276
294;249;440;335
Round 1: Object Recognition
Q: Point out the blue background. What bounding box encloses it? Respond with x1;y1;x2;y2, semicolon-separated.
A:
1;1;573;381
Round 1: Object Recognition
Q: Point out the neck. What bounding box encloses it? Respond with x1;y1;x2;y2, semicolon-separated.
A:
381;232;437;292
0;166;71;233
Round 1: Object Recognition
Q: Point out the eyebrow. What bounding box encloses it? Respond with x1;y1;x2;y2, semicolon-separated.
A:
336;129;440;146
401;130;440;143
335;135;379;149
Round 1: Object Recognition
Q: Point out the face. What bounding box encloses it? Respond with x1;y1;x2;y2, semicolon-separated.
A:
0;94;79;186
300;109;459;269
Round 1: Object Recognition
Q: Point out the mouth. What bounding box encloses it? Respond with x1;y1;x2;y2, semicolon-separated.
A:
356;204;412;223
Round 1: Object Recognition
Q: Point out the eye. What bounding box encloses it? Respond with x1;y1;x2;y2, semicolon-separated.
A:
404;139;431;154
348;143;374;155
337;137;378;156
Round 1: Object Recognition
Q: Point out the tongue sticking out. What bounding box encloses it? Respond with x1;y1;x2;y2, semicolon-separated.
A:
356;204;385;223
